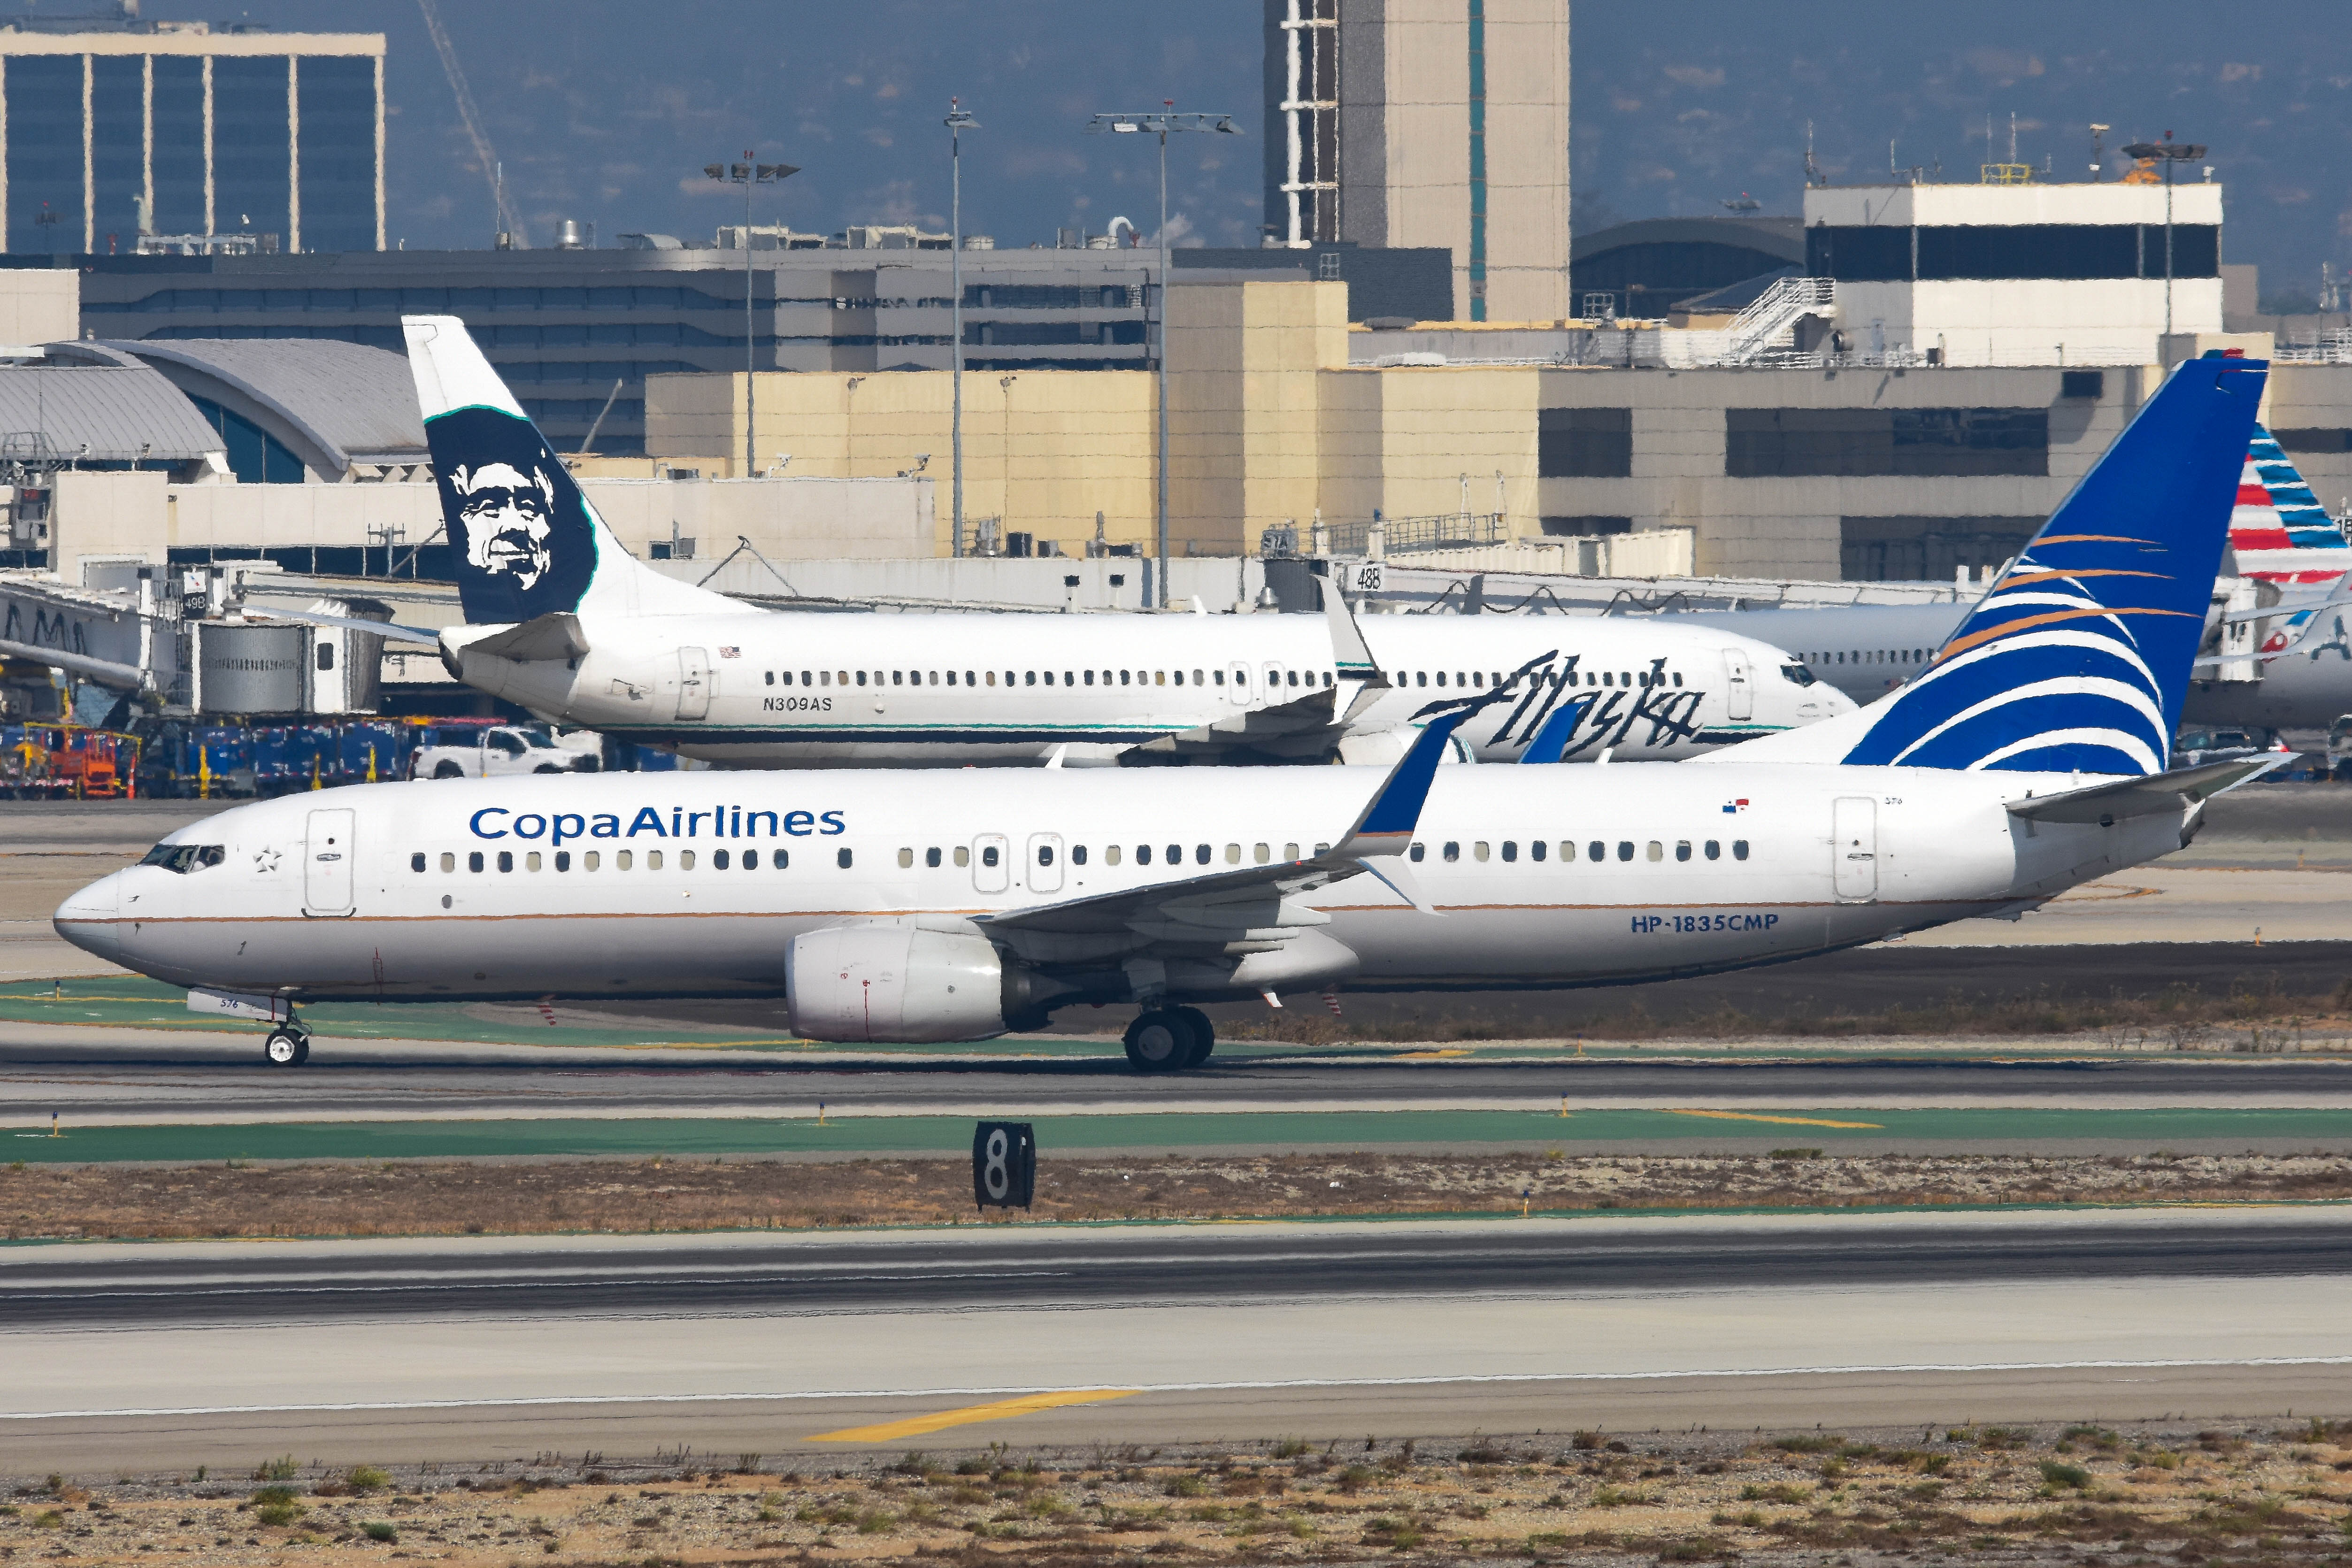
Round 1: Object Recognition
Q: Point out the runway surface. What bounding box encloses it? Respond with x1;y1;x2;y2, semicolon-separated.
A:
5;1038;2351;1125
4;1207;2348;1469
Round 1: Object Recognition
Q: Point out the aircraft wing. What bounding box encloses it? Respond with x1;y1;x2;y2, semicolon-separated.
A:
1127;576;1392;757
978;677;1523;961
2005;756;2287;825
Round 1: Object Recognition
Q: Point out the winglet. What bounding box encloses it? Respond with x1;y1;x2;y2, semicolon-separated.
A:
1320;568;1384;684
1517;693;1597;763
1330;668;1538;859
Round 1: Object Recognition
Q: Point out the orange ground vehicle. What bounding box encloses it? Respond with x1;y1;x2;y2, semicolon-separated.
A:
0;724;140;798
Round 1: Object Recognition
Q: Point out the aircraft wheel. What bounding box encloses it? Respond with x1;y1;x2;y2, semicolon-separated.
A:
263;1028;307;1067
1171;1006;1215;1068
1122;1010;1191;1073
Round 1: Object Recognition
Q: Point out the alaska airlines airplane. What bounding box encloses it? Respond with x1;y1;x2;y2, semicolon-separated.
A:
394;315;1840;766
57;355;2269;1071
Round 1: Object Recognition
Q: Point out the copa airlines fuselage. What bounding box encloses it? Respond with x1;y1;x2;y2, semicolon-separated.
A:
58;763;2171;1008
446;611;1840;768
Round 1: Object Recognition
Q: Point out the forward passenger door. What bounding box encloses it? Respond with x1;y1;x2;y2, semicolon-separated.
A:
304;807;355;917
1721;649;1752;721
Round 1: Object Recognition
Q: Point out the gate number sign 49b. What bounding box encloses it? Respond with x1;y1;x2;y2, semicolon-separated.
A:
971;1121;1037;1211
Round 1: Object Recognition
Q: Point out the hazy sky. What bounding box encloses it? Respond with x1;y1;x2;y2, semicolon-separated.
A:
105;0;2352;302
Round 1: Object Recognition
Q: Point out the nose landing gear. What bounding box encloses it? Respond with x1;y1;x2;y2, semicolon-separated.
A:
263;1024;310;1067
1122;1006;1214;1073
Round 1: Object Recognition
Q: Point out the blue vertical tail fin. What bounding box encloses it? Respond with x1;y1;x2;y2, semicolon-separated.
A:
1708;354;2267;776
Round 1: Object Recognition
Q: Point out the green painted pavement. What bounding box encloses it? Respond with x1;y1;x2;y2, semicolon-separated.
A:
0;977;1103;1055
8;1107;2352;1165
0;979;2281;1064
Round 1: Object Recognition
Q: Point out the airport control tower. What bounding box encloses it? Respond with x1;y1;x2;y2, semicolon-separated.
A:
1261;0;1569;323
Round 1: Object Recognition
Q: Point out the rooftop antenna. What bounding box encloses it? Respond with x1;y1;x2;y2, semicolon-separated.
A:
1804;120;1822;187
417;0;528;247
2090;123;2109;182
2008;111;2018;163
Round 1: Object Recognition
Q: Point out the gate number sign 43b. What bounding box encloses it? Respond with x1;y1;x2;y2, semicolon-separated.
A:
972;1121;1037;1210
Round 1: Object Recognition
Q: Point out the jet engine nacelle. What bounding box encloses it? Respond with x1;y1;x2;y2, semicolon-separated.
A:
785;922;1010;1044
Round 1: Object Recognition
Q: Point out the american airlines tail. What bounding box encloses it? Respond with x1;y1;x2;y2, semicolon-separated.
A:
2234;423;2352;589
402;315;738;626
1712;353;2267;775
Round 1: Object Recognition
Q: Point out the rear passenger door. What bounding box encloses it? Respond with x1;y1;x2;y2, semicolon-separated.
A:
675;647;711;721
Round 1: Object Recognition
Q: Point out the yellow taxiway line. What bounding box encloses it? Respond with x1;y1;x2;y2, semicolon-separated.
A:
807;1388;1141;1444
1665;1108;1886;1130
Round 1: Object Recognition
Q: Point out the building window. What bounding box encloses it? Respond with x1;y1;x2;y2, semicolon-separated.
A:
2276;429;2352;454
2060;370;2105;400
187;395;307;484
1540;516;1632;538
1805;223;2214;282
1538;407;1632;478
1727;408;2048;478
1840;516;2042;582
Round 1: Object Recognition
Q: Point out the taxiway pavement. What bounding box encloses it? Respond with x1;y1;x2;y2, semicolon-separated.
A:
2;1207;2346;1469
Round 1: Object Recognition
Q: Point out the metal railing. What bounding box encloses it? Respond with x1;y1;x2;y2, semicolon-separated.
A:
1722;275;1836;364
1320;511;1508;557
2275;330;2352;365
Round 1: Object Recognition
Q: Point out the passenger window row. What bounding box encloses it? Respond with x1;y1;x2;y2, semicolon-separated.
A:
1802;649;1927;667
412;846;858;874
1404;669;1683;691
762;668;1332;690
1407;838;1751;863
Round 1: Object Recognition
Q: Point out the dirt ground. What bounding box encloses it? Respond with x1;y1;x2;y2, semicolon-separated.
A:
5;1417;2351;1565
6;1150;2351;1242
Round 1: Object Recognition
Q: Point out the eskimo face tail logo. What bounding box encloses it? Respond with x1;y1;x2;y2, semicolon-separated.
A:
1840;544;2181;776
426;405;597;624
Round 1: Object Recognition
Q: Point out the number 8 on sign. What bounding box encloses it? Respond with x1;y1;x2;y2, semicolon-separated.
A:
970;1120;1037;1211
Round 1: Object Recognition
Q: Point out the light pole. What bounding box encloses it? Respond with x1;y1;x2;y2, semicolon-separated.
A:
1087;105;1238;607
946;99;980;558
2121;133;2205;344
705;152;798;477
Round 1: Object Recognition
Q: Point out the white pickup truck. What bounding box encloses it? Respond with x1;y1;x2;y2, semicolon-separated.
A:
410;722;601;780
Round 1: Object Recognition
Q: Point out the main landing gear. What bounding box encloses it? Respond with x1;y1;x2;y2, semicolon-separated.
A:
263;1023;311;1067
1123;1006;1214;1073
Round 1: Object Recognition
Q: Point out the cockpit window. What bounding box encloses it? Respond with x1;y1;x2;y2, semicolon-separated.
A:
1779;663;1816;687
140;843;224;874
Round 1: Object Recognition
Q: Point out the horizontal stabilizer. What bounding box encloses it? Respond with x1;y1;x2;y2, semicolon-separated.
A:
2005;755;2286;824
450;612;591;662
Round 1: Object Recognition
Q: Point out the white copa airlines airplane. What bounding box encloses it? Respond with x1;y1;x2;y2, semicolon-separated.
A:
388;315;1839;766
57;354;2272;1071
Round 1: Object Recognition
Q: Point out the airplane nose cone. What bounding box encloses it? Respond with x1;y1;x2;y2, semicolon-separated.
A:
54;872;122;958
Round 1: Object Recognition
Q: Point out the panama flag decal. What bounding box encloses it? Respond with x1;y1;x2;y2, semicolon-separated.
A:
1722;798;1749;814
